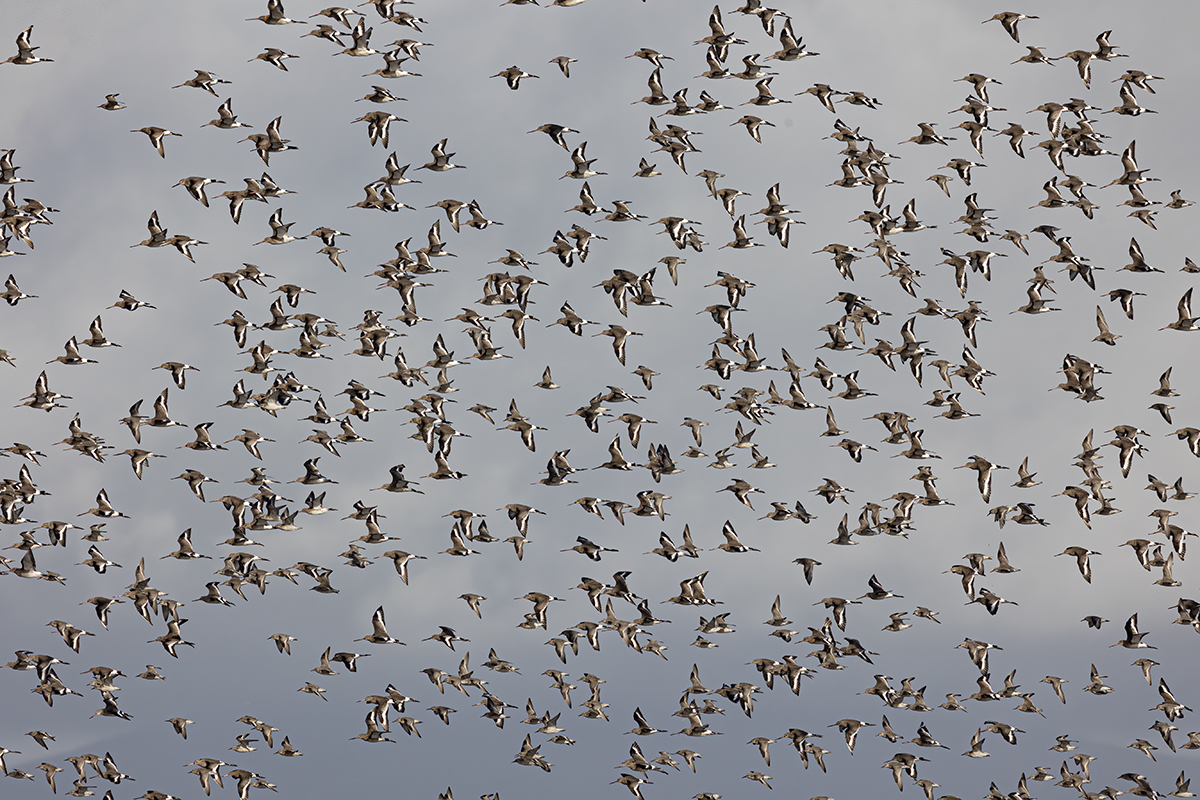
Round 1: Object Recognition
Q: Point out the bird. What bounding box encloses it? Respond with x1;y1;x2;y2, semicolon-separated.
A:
356;606;404;644
1113;614;1156;649
78;488;130;519
731;116;775;143
956;456;1007;502
962;728;990;758
131;127;183;158
1162;288;1200;332
859;574;902;601
268;633;298;655
250;47;299;70
200;97;251;131
248;0;306;24
549;55;576;76
95;92;128;112
611;774;652;799
492;65;539;90
983;12;1038;42
1057;546;1099;582
254;208;306;246
195;582;235;607
4;25;53;65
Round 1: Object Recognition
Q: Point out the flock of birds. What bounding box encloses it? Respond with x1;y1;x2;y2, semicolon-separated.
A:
2;1;1200;799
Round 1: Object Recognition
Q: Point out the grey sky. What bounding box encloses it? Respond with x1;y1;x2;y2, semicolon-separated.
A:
2;1;1199;799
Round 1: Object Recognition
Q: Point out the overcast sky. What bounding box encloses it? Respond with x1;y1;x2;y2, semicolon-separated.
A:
2;1;1200;799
